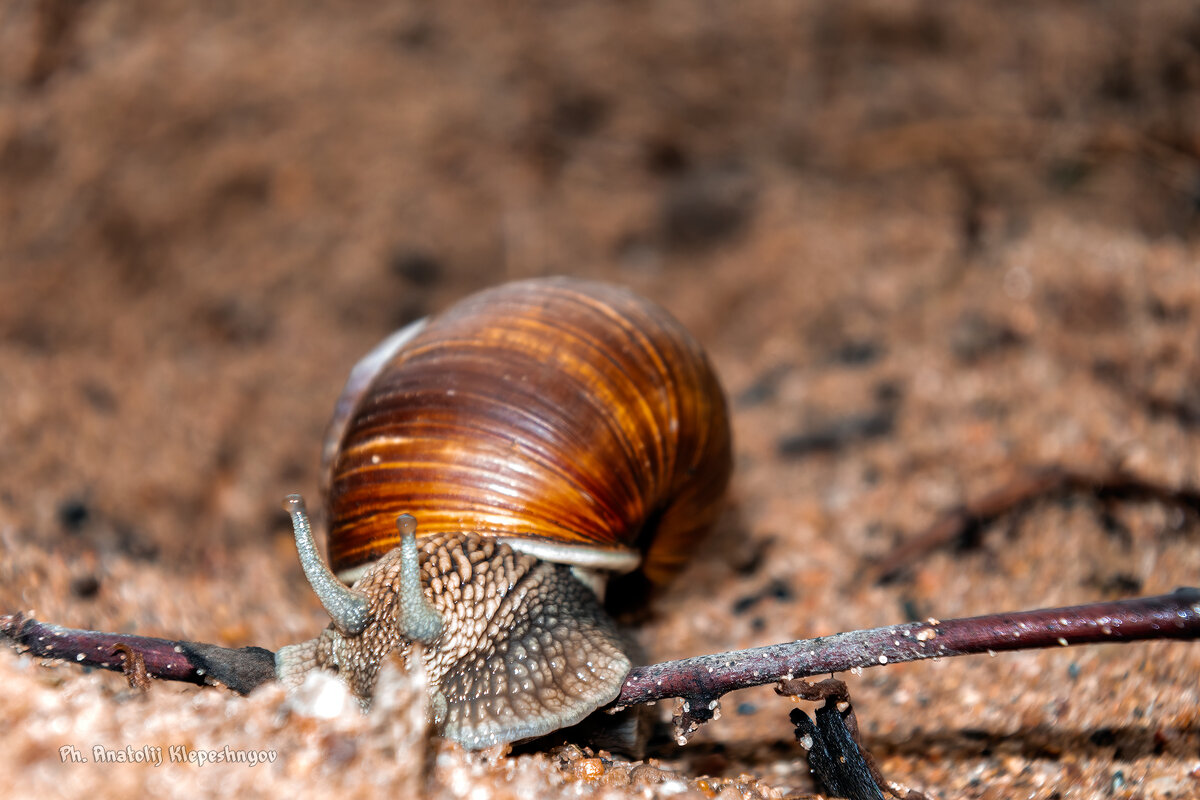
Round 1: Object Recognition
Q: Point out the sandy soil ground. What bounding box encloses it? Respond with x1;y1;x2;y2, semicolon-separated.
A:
3;2;1200;798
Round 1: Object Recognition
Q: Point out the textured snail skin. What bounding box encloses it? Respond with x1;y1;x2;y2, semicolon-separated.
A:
277;277;732;749
278;532;631;749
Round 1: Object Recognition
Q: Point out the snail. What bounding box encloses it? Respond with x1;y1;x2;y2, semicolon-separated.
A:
275;277;732;750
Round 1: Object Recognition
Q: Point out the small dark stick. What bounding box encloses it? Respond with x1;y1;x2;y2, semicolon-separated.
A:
0;613;276;695
781;678;928;800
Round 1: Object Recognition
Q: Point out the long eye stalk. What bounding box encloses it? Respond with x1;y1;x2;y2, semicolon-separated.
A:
283;494;371;636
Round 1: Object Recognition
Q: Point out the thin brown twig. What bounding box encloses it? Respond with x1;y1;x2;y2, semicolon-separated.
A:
0;614;276;695
612;587;1200;739
111;642;152;692
6;587;1199;744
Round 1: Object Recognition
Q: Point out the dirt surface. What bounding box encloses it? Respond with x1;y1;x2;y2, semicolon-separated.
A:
4;2;1200;798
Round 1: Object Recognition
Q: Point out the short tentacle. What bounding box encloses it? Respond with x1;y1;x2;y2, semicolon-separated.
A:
395;513;443;644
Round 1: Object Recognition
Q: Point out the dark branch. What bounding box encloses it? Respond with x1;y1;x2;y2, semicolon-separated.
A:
0;613;276;695
870;466;1200;584
5;587;1199;743
612;587;1200;732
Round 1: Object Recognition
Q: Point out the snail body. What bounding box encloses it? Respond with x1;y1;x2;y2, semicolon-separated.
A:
276;278;731;749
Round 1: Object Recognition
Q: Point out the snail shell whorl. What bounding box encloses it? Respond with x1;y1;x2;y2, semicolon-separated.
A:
323;277;732;587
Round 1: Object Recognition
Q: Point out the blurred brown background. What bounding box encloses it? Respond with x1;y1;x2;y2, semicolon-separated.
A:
3;2;1200;798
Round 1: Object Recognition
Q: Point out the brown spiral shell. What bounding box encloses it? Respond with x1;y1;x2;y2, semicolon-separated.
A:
322;277;731;587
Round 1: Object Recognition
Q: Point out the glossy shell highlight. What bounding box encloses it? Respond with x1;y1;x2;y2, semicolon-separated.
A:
323;277;732;586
